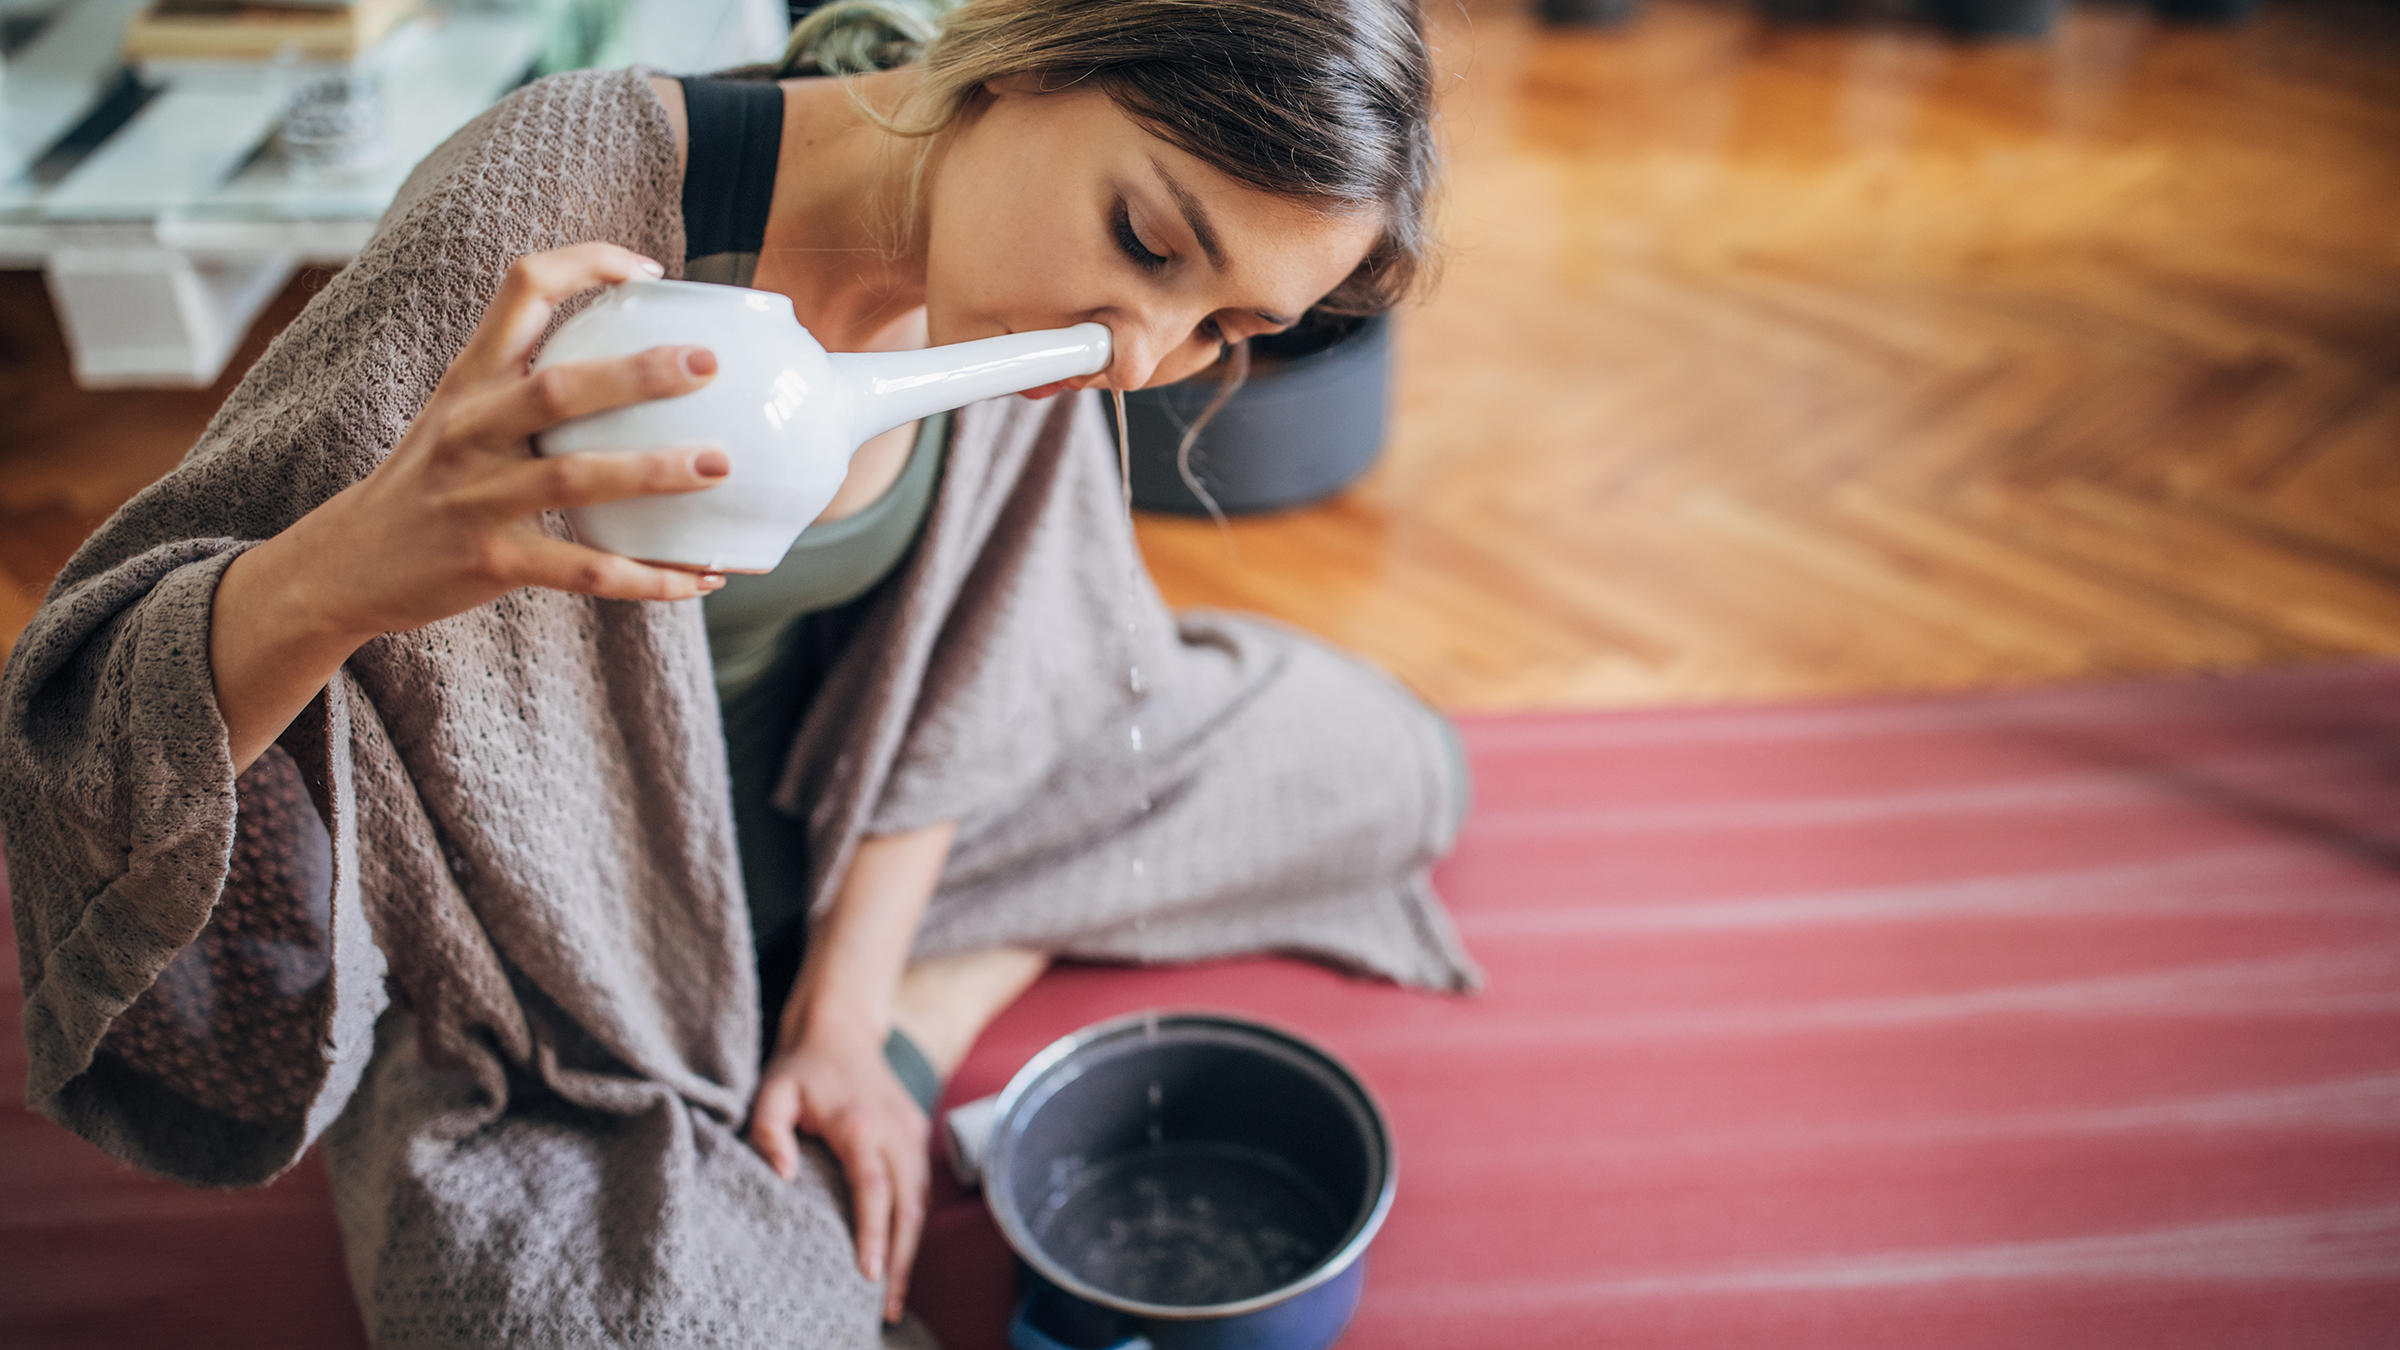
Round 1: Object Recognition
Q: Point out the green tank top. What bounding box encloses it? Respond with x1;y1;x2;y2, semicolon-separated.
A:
701;410;948;698
681;77;951;1041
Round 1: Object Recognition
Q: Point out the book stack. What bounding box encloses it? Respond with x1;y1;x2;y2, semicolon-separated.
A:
122;0;423;64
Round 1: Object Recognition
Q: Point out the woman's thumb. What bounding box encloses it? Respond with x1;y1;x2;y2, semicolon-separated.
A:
750;1084;802;1181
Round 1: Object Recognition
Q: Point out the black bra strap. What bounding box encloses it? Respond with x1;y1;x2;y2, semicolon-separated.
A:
678;78;785;263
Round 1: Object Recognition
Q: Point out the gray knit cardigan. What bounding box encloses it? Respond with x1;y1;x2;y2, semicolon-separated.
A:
0;69;1475;1347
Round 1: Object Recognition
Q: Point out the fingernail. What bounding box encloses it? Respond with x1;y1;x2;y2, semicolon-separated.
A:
684;348;718;377
694;449;729;478
638;258;665;277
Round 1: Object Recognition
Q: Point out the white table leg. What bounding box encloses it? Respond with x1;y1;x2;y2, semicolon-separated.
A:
44;246;295;388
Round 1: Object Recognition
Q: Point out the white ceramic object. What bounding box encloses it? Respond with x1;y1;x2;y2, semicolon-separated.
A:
533;279;1112;571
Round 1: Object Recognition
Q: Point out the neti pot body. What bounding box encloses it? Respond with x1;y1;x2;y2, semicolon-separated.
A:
532;278;1112;572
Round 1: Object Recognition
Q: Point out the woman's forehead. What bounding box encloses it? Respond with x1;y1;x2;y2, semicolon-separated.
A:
985;82;1381;309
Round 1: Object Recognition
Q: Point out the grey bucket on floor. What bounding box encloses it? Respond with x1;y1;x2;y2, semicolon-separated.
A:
1120;314;1393;517
982;1012;1395;1350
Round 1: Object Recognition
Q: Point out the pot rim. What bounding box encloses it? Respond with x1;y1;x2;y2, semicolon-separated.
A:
982;1009;1399;1323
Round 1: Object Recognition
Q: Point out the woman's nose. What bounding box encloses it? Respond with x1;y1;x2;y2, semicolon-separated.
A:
1096;320;1188;392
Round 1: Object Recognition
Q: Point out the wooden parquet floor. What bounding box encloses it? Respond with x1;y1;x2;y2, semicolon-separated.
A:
0;270;332;667
1142;0;2400;709
4;0;2398;712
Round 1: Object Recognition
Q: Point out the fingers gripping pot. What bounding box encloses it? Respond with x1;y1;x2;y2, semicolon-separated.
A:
971;1013;1396;1350
532;279;1111;572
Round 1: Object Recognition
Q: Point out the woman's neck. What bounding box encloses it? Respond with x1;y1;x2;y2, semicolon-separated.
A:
753;69;935;353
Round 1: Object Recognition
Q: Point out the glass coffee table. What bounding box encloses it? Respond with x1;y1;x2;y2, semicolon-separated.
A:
0;0;784;386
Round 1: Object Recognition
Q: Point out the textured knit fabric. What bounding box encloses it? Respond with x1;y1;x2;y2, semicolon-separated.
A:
89;745;333;1126
0;69;1477;1348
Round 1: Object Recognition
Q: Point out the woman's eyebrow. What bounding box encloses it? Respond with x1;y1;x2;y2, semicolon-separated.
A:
1150;158;1226;271
1149;159;1296;329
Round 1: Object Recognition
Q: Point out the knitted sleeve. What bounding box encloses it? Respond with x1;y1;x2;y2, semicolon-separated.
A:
0;68;687;1186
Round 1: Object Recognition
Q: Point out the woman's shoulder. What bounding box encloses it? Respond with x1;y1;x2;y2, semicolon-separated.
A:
142;69;686;543
374;68;683;268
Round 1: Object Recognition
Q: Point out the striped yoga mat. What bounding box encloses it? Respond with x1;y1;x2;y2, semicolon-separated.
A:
5;662;2399;1346
919;661;2400;1349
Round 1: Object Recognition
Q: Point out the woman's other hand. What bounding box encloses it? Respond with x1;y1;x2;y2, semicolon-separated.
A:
749;1022;930;1324
212;242;726;772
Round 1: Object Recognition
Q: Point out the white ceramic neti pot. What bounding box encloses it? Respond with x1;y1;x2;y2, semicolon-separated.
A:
533;279;1112;572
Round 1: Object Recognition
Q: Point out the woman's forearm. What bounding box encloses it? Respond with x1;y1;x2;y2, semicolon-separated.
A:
210;525;379;775
781;820;959;1053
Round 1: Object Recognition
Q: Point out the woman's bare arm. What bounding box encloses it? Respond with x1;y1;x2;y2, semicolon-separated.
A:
748;819;958;1324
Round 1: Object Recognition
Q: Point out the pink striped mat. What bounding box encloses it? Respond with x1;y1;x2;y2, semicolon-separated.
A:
8;662;2400;1346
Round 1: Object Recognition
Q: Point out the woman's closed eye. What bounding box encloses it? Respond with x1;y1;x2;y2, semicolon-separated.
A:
1113;201;1224;345
1113;201;1168;272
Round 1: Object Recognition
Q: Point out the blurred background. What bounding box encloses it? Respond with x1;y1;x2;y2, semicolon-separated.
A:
2;0;2397;1346
1143;0;2400;711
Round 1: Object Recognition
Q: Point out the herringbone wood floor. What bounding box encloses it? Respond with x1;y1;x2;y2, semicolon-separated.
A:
4;0;2396;711
1143;0;2400;708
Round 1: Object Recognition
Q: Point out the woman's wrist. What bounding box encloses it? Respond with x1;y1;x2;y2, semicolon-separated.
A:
779;978;891;1059
212;514;382;772
257;491;389;648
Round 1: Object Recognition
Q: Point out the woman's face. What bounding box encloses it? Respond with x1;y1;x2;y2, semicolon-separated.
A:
920;80;1383;394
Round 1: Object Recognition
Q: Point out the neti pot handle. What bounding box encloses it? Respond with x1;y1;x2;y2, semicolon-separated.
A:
1008;1295;1152;1350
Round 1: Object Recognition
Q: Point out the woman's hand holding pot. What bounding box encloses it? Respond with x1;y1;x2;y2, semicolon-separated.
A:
210;243;733;773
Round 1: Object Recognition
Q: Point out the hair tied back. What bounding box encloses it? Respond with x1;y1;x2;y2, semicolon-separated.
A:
780;0;962;77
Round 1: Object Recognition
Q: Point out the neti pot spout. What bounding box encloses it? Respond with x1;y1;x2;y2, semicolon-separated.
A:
831;323;1112;443
531;279;1113;573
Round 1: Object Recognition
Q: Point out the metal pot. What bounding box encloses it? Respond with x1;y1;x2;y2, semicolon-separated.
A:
978;1012;1397;1350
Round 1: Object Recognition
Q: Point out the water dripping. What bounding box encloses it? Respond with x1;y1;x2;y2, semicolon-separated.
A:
1142;1012;1164;1147
1114;389;1134;518
1114;388;1152;957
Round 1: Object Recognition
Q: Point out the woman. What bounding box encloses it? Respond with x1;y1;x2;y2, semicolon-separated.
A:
0;0;1473;1343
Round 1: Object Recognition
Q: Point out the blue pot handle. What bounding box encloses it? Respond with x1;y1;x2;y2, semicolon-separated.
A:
1008;1294;1152;1350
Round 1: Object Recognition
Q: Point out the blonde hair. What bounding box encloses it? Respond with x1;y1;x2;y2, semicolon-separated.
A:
778;0;954;78
773;0;1438;319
